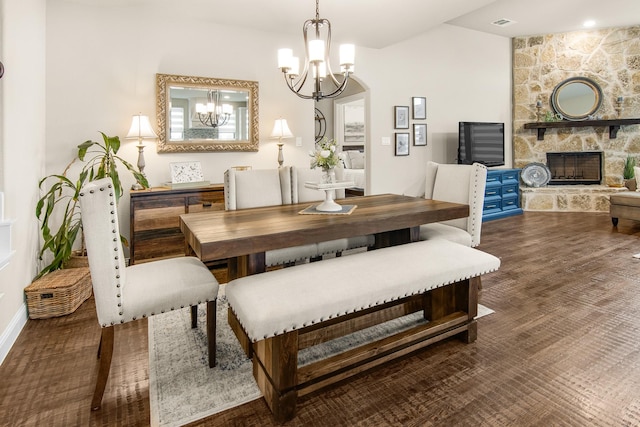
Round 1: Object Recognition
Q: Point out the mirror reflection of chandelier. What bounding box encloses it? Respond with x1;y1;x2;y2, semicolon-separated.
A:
277;0;355;102
195;90;232;128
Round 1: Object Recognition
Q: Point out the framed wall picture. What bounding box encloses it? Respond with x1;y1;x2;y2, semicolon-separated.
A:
412;97;426;120
394;106;409;129
343;103;365;143
395;133;410;156
170;161;205;183
413;123;427;146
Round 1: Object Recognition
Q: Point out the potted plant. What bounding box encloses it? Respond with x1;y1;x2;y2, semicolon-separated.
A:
623;155;636;191
35;132;148;278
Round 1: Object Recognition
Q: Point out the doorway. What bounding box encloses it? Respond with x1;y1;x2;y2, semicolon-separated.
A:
314;77;368;193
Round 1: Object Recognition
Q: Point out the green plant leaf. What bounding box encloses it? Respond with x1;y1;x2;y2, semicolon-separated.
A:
37;131;141;276
77;140;94;161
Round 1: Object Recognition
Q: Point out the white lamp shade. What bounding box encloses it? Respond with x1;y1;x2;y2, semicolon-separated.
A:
278;48;293;69
270;119;293;139
313;61;327;79
339;44;355;66
126;115;158;139
308;39;325;62
289;57;300;76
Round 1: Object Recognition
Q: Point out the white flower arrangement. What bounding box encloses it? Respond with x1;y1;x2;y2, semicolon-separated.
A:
310;137;342;172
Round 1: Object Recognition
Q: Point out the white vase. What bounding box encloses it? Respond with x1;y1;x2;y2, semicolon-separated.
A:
321;168;336;184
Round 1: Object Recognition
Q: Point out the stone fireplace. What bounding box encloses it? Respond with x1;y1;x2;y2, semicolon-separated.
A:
512;27;640;213
546;151;602;185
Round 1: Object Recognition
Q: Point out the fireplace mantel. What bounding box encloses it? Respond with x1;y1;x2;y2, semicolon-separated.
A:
524;118;640;141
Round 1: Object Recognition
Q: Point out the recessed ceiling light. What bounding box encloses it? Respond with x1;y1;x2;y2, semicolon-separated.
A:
583;20;596;28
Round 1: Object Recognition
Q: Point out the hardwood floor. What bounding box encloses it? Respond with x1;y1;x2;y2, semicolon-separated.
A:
1;212;640;426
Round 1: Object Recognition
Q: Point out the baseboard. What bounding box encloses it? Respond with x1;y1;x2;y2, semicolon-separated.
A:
0;302;28;366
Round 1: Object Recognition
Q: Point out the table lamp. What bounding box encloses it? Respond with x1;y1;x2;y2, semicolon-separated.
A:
270;118;293;167
127;113;158;189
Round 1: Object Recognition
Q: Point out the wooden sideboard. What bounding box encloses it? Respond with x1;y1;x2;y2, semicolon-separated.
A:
129;185;225;272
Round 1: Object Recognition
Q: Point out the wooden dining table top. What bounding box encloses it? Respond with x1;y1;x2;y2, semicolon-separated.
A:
179;193;469;264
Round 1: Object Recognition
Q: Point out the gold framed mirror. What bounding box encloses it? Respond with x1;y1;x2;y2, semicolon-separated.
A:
156;73;259;152
550;76;602;121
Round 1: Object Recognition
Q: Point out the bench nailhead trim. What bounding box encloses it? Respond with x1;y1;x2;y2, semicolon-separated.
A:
229;264;499;342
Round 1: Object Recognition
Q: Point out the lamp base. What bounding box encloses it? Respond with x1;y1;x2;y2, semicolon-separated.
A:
277;142;284;168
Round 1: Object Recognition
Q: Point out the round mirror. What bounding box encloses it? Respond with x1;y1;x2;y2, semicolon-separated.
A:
551;77;602;121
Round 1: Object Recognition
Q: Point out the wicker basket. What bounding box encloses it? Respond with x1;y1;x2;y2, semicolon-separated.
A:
25;267;92;319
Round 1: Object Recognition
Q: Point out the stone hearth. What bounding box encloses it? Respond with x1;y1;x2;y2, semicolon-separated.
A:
521;185;629;212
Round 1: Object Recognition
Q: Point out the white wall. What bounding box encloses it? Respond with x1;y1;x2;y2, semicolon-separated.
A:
357;24;512;197
45;3;512;241
0;0;47;364
0;1;512;360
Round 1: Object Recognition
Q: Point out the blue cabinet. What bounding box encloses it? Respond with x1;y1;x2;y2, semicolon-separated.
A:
482;169;523;222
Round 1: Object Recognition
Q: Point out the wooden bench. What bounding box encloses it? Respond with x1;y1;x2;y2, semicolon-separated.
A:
226;239;501;422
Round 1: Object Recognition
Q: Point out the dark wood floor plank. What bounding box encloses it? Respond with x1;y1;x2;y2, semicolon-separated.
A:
1;211;639;426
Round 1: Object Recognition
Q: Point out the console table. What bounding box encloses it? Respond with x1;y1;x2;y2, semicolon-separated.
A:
524;118;640;140
129;185;225;277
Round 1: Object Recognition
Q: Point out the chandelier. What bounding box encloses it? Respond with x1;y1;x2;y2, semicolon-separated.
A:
195;90;232;128
277;0;355;102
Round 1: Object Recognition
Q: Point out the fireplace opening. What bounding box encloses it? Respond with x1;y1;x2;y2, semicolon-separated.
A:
546;151;602;185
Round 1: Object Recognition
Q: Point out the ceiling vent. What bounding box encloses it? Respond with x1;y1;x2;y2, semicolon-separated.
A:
491;18;516;27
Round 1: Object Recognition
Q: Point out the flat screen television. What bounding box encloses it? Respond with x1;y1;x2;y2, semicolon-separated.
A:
458;122;505;167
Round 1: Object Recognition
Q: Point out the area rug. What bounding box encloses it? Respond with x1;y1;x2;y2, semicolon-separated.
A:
148;287;261;427
149;284;494;427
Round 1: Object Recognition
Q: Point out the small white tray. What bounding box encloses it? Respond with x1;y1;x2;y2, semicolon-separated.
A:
304;181;355;191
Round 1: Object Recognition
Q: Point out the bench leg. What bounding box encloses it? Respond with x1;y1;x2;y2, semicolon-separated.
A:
207;300;216;368
191;305;197;328
612;217;619;226
459;319;478;344
253;332;299;423
423;277;479;343
228;308;253;358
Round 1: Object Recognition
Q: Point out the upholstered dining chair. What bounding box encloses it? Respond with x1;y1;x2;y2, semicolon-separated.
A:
224;167;319;266
420;161;487;247
79;178;219;411
290;166;374;256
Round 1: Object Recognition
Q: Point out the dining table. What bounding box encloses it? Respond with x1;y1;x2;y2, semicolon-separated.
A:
179;193;469;280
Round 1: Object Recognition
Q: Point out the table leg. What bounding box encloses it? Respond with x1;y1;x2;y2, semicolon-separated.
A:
227;252;267;280
373;226;419;249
